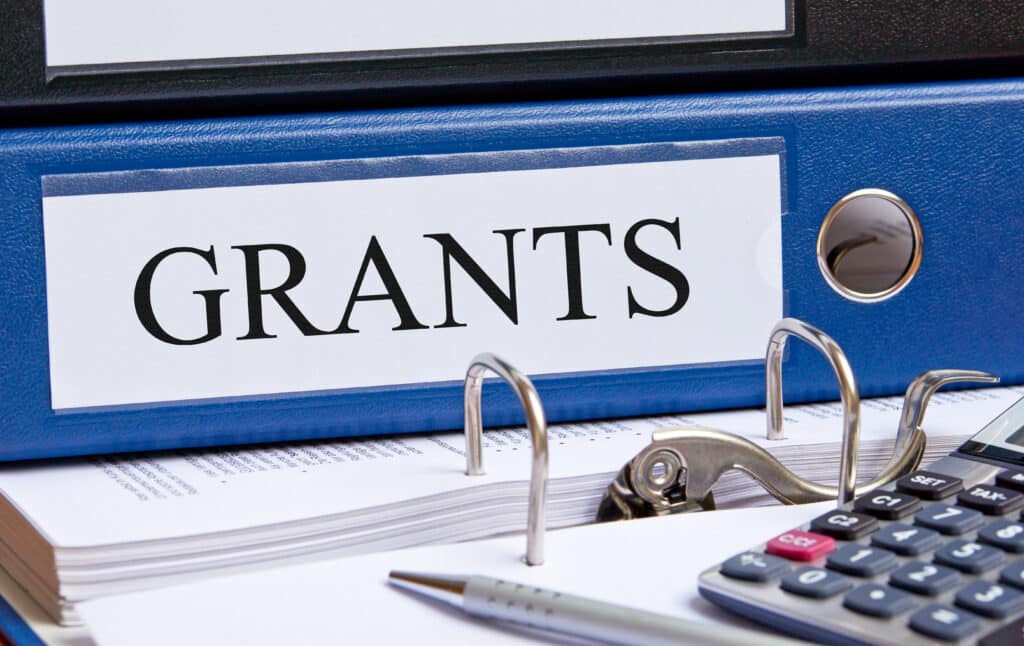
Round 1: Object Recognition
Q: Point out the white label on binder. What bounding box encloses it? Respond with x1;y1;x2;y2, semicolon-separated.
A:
42;148;783;410
43;0;789;68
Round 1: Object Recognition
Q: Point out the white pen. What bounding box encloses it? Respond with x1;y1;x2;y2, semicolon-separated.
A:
389;570;803;646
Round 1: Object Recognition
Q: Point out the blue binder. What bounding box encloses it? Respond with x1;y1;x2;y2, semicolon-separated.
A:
2;77;1022;461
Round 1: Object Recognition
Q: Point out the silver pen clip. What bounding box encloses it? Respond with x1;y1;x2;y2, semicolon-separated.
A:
596;318;998;522
463;352;548;566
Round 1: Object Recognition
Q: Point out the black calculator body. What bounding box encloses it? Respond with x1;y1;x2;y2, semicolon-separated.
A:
699;396;1024;645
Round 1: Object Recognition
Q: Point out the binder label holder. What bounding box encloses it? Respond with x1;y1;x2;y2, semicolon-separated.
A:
41;140;786;413
43;0;792;71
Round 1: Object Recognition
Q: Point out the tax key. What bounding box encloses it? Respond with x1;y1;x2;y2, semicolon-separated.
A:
957;485;1024;515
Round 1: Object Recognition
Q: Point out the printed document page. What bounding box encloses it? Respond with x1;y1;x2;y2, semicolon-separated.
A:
0;387;1016;547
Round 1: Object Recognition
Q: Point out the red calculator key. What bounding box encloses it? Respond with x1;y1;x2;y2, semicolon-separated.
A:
766;530;836;561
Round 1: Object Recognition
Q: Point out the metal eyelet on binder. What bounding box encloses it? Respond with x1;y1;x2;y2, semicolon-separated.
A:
463;352;548;566
595;318;999;523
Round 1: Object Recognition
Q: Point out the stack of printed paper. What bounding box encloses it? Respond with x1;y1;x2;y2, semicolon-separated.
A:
0;386;1016;624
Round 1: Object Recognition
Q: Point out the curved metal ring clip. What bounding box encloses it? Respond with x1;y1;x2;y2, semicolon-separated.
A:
596;318;998;522
464;353;548;566
766;318;861;503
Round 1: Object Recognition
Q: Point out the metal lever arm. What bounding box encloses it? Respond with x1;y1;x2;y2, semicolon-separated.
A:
600;369;997;519
618;426;921;515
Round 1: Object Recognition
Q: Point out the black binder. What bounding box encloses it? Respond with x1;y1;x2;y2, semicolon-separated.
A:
5;0;1024;125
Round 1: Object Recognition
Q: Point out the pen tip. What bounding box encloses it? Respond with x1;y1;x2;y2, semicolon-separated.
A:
388;570;467;607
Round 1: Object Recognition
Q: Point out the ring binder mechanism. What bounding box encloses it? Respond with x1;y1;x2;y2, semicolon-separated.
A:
766;318;860;502
463;353;549;566
596;318;999;522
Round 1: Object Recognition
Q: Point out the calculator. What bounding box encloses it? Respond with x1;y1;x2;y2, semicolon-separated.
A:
698;396;1024;645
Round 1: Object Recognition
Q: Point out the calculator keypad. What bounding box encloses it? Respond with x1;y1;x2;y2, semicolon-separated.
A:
700;463;1024;645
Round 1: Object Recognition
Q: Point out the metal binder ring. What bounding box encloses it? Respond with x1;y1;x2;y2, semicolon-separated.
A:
766;318;860;504
463;353;548;566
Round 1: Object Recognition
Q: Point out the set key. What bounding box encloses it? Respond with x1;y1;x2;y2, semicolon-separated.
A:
896;471;963;500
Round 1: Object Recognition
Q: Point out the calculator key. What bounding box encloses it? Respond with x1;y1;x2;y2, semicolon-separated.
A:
998;561;1024;590
957;485;1024;515
955;581;1024;618
978;519;1024;552
826;544;898;577
872;523;941;556
980;616;1024;645
780;567;852;599
934;540;1005;574
995;469;1024;493
890;562;960;596
909;604;981;641
854;491;922;520
765;530;835;562
720;552;790;582
843;583;916;618
915;503;984;535
810;510;878;540
896;470;963;500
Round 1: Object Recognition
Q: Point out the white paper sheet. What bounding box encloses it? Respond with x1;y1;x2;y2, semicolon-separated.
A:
77;502;833;645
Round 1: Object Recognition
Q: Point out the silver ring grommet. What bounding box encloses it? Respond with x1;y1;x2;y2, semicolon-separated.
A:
817;188;923;303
